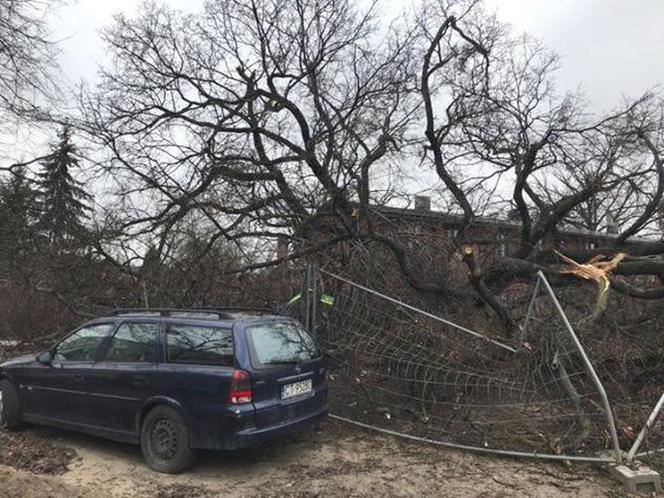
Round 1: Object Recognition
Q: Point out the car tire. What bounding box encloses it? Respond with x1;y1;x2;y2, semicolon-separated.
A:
0;379;22;430
140;405;195;474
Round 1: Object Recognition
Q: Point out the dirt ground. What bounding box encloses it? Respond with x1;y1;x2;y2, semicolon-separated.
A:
0;418;638;498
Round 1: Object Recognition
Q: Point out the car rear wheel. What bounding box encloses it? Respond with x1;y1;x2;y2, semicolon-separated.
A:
140;405;195;473
0;379;22;430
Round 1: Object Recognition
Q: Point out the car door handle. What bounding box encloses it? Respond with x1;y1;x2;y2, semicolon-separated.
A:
131;375;149;387
74;374;85;382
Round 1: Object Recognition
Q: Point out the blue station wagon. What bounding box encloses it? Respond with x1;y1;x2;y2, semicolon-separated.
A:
0;308;328;473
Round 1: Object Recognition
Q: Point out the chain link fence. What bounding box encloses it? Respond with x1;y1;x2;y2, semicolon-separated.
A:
279;264;664;465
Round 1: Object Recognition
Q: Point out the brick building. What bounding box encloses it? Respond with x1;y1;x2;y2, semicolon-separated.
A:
280;195;651;271
371;196;648;264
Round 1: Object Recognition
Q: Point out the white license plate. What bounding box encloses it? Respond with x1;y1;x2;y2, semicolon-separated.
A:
281;379;312;399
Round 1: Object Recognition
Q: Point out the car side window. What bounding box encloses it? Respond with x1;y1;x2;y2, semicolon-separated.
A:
103;322;159;363
166;325;233;367
53;323;115;362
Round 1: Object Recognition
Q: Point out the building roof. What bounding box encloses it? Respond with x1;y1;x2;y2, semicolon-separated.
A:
373;204;654;244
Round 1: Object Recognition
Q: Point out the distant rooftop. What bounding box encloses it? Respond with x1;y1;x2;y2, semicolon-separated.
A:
373;200;657;244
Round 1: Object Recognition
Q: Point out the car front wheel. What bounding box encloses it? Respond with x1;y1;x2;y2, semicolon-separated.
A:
140;405;195;473
0;379;22;430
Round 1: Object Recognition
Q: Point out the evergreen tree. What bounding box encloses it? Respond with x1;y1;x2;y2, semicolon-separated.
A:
36;125;91;247
0;166;38;257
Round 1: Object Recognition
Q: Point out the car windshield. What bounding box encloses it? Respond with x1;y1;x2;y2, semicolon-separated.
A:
246;322;320;367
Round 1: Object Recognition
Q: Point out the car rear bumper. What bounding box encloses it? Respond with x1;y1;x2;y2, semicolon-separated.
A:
217;403;328;450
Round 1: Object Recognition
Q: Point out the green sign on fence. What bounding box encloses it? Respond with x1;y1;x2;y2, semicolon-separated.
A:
320;293;335;306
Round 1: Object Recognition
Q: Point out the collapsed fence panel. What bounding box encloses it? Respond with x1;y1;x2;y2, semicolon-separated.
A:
283;265;625;463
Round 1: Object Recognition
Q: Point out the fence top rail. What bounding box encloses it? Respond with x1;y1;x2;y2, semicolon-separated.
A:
319;268;518;354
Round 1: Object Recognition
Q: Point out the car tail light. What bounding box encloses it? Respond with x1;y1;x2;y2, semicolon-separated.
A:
229;369;253;404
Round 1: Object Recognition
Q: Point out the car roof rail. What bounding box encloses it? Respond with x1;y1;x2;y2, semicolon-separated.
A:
104;306;277;319
208;306;276;315
106;308;234;319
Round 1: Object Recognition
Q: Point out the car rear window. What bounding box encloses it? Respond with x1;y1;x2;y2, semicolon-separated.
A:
246;322;320;367
166;324;234;366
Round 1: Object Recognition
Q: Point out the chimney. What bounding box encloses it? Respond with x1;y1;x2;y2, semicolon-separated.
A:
276;237;289;260
606;214;619;235
414;195;431;211
507;208;520;221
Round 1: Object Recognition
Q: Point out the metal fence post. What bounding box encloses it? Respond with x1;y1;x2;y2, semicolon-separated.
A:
520;277;541;348
627;392;664;463
304;264;312;332
303;263;317;335
310;263;318;339
537;271;623;463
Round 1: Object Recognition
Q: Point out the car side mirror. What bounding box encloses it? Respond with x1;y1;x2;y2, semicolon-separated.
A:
37;351;52;365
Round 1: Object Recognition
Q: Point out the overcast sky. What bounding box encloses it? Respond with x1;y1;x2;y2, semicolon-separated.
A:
49;0;664;115
6;0;656;213
5;0;658;167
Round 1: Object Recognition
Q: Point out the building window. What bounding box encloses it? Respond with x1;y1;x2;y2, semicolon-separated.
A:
586;241;596;250
407;225;422;249
496;233;507;258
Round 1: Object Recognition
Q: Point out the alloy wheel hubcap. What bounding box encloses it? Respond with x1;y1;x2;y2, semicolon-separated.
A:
150;419;177;460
